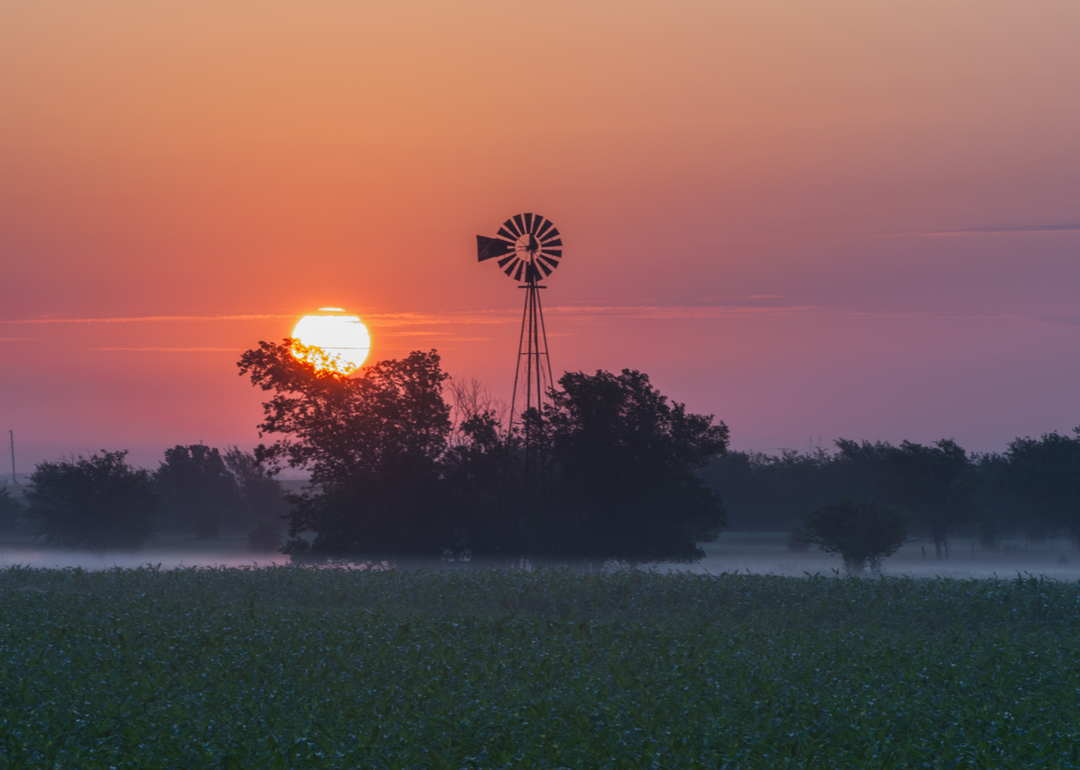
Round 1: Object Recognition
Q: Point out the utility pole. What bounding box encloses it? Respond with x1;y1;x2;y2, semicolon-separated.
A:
9;430;16;484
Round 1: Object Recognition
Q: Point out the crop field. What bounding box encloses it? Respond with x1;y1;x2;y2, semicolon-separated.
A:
1;568;1078;768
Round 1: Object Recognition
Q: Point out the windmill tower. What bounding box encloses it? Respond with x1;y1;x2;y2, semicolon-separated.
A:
476;213;563;434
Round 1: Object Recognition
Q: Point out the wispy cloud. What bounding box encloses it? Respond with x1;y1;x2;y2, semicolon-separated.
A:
1035;315;1080;328
6;304;1062;333
927;223;1080;235
91;347;240;352
3;314;296;325
2;303;819;328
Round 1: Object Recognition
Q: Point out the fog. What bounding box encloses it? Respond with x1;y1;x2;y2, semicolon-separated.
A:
2;533;1078;579
685;534;1080;580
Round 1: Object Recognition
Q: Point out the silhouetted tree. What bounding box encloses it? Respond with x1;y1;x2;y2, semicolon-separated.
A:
0;487;26;535
440;410;519;563
25;451;159;550
1000;429;1080;546
222;446;290;531
801;498;907;573
238;341;453;559
830;439;893;505
537;369;730;565
881;439;979;558
701;440;894;532
155;445;240;538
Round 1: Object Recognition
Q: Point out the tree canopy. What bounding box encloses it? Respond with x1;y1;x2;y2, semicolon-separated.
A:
801;498;907;573
239;341;453;558
538;369;730;564
155;444;239;538
1000;430;1080;545
25;451;159;550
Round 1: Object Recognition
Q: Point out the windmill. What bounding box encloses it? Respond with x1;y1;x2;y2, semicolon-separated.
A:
476;213;563;435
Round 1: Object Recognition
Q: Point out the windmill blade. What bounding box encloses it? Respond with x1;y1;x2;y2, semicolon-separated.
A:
513;214;526;235
536;219;554;238
503;257;521;277
477;235;514;262
502;218;522;237
497;226;516;240
497;254;516;269
541;237;562;248
523;213;535;233
538;261;552;276
540;255;560;269
513;261;525;281
542;249;562;258
541;227;560;242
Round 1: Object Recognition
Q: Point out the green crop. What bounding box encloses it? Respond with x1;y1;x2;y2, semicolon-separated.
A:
0;567;1077;768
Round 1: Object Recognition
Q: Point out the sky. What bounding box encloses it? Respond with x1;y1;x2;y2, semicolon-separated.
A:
2;0;1079;471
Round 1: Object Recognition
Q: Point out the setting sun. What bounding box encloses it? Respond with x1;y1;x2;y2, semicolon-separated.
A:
291;308;371;375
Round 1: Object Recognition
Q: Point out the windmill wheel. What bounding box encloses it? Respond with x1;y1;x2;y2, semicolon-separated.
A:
476;213;563;283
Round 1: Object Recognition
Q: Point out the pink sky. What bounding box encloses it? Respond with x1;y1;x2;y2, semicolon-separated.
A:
2;1;1079;470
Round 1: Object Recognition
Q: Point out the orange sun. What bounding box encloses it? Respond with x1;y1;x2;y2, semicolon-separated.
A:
291;308;371;375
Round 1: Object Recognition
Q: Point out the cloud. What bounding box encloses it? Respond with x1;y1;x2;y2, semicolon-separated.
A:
2;314;296;325
91;347;240;352
2;302;820;329
930;223;1080;235
1035;315;1080;328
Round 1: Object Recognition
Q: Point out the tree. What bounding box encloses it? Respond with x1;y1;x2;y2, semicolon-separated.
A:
25;451;159;550
881;439;979;558
238;341;453;558
537;368;730;565
802;499;908;573
222;446;290;531
155;445;240;538
0;487;25;535
1000;429;1080;545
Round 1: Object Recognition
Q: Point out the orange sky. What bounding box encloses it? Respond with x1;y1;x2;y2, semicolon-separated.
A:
3;1;1080;469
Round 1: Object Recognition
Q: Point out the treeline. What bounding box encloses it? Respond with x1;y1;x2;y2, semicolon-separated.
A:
0;445;290;552
703;433;1080;553
5;338;1077;566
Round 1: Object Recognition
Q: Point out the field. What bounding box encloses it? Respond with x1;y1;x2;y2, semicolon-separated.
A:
2;568;1079;768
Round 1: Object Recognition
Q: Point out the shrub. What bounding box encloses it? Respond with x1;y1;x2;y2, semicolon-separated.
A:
802;498;907;573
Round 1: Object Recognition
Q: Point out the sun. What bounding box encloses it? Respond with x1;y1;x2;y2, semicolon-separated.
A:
291;308;371;375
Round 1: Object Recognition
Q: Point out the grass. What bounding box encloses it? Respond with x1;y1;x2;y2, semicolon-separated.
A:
1;567;1078;768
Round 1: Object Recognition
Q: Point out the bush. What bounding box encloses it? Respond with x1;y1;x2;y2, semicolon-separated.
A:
802;498;907;573
25;451;159;550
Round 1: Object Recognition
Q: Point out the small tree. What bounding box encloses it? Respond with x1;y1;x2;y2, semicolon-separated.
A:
0;487;26;535
155;445;240;538
25;451;159;550
802;498;907;573
223;447;290;531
